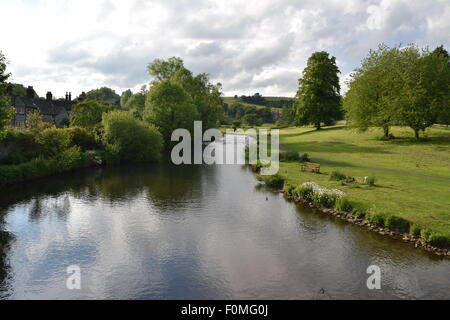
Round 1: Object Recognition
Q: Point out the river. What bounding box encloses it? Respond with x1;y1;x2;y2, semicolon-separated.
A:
0;135;449;299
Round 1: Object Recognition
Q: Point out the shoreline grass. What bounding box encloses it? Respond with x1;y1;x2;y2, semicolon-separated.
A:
277;125;450;242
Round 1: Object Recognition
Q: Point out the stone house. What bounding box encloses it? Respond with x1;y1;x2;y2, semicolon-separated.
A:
6;85;73;127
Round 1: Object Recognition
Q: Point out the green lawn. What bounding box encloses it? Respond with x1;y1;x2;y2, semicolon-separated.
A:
277;125;450;237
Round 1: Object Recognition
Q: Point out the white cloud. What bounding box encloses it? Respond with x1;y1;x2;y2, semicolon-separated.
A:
0;0;449;98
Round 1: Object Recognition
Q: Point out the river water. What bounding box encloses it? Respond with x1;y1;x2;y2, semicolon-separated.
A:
0;135;449;299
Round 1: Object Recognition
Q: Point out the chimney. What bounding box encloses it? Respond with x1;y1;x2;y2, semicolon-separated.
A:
46;91;53;101
27;86;34;99
69;92;72;101
65;92;69;101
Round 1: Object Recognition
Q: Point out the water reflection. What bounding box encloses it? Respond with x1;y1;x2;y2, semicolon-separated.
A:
0;137;448;299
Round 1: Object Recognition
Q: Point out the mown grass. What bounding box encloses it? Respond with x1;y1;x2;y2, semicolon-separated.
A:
277;125;450;239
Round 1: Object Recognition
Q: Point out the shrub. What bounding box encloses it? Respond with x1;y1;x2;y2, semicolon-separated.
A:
57;146;83;171
301;182;345;208
296;184;315;201
427;234;450;248
283;183;296;195
384;215;410;233
102;110;163;162
279;151;300;162
256;174;285;189
353;209;366;219
368;213;386;227
65;127;97;150
36;127;72;157
335;197;352;212
251;161;268;173
364;176;376;186
410;224;422;236
0;151;40;165
330;170;347;181
299;153;310;162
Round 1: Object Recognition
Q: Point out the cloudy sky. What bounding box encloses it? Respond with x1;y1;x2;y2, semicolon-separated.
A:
0;0;449;99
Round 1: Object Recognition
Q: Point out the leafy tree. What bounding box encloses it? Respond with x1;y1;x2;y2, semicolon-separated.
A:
36;127;72;158
147;57;184;82
295;51;342;129
26;110;53;138
144;80;199;146
172;67;224;129
85;87;120;105
102;110;163;162
120;89;133;108
122;86;148;119
0;51;10;83
242;113;262;126
394;46;450;138
0;51;13;139
432;45;450;125
344;45;401;137
70;100;111;129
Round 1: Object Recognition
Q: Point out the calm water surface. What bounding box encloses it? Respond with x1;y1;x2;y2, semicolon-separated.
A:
0;136;449;299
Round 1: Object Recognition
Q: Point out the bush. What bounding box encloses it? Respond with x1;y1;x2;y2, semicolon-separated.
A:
330;170;347;181
427;234;450;248
364;176;376;186
279;151;300;162
36;127;72;157
0;151;40;165
410;224;422;236
368;213;386;227
299;153;310;162
65;127;97;150
102;110;163;162
385;215;410;233
335;197;352;212
57;146;83;171
256;174;285;189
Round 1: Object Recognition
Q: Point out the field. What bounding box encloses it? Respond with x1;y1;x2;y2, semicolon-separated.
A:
277;125;450;237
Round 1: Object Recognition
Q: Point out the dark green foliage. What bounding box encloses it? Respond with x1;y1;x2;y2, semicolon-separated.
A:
330;170;347;181
256;174;285;189
365;176;376;186
0;149;86;187
102;110;163;162
299;153;310;162
335;197;352;212
410;224;422;236
368;213;386;227
85;87;120;105
65;127;98;151
279;150;300;162
295;51;342;129
385;215;410;233
36;127;71;158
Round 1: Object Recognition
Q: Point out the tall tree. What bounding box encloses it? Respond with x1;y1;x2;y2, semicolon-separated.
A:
344;45;402;137
144;80;199;146
172;67;224;129
120;89;133;108
147;57;184;82
295;51;341;129
0;51;14;139
395;46;450;138
85;87;120;105
70;100;111;130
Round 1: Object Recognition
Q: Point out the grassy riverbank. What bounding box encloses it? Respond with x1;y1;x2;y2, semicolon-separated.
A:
276;125;450;241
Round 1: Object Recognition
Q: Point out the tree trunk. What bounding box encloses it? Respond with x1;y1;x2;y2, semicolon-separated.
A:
383;126;389;138
316;122;321;130
414;129;420;140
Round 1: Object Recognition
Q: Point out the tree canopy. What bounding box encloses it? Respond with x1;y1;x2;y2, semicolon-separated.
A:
70;100;112;129
294;51;342;129
85;87;120;106
344;44;450;138
0;51;13;139
144;80;199;146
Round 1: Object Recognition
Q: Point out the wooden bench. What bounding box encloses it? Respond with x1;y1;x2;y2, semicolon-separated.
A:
301;162;321;173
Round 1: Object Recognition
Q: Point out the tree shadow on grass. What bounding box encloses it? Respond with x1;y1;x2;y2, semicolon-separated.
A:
284;140;391;154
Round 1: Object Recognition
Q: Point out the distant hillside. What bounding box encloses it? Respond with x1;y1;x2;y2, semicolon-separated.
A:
223;96;295;112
